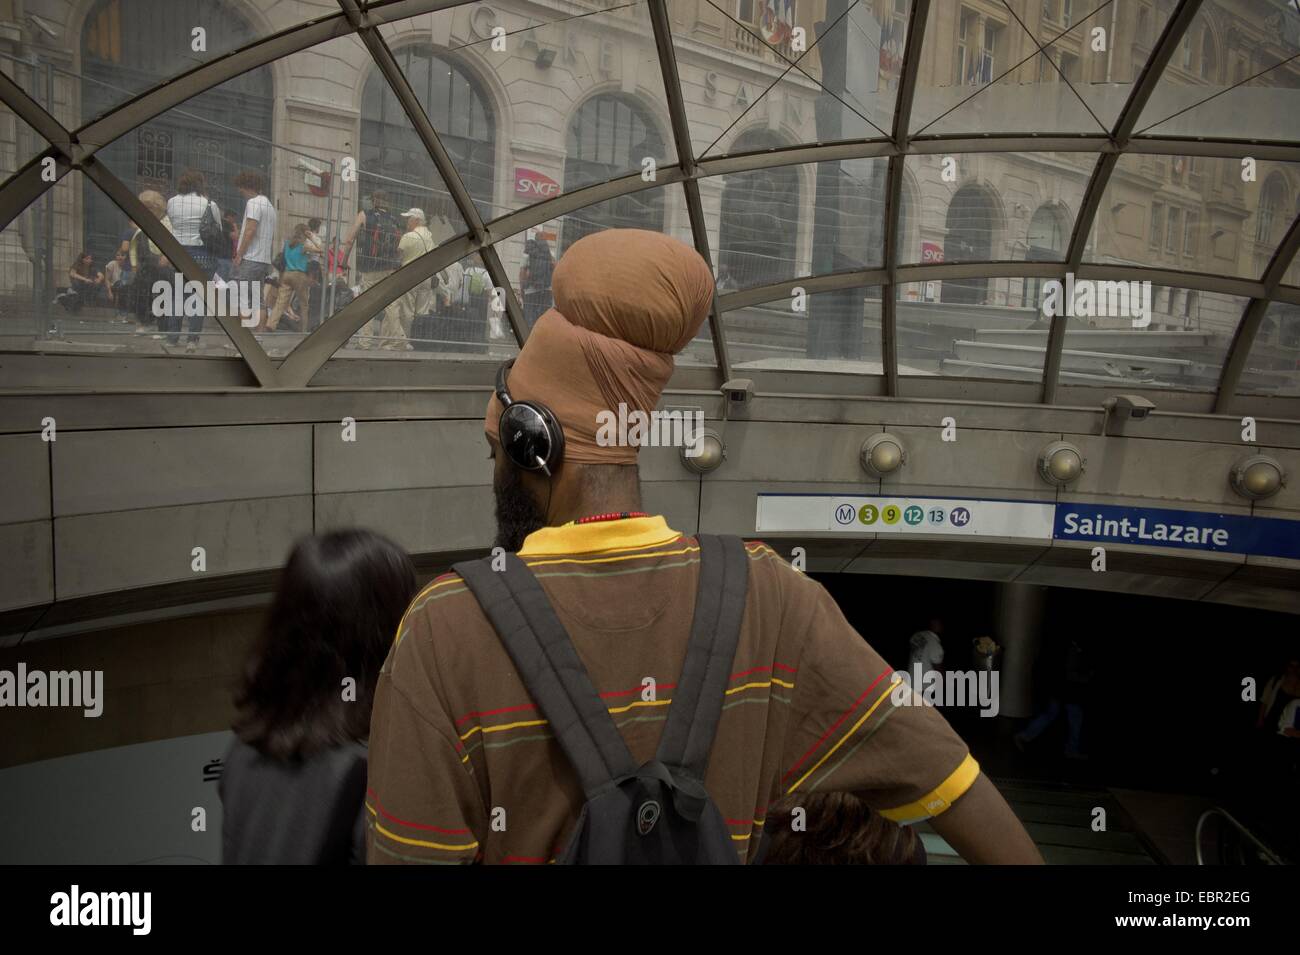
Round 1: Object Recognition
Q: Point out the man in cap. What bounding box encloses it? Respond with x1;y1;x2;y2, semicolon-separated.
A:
366;230;1041;865
384;207;436;351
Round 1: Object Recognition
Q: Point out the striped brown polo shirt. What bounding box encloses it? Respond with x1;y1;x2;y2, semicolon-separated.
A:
366;516;976;864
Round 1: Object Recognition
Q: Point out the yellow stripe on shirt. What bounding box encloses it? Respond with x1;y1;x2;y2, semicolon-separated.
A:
876;753;981;823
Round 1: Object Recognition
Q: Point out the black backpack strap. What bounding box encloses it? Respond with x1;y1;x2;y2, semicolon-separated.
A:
654;535;749;798
453;554;638;800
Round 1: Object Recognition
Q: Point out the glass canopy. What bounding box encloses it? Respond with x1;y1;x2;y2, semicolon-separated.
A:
0;0;1297;407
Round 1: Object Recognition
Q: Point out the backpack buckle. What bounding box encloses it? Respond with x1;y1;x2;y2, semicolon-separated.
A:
636;799;661;836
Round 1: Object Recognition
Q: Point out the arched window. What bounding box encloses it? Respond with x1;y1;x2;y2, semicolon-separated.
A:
361;48;495;227
1021;203;1066;306
1199;30;1217;81
81;0;272;261
561;94;666;255
942;184;997;304
1026;204;1066;258
1257;173;1289;244
717;129;798;290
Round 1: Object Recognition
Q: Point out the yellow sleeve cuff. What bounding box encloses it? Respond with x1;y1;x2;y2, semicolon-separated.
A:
877;753;980;824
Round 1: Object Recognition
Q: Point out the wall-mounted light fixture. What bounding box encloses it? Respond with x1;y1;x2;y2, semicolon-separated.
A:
1229;454;1285;500
1037;440;1085;486
861;432;906;478
681;428;725;474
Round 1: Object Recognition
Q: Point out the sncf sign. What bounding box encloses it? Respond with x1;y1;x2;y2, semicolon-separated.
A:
515;168;561;199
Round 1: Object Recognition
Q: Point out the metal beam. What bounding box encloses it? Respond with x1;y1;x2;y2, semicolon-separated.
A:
1214;211;1300;414
277;232;478;387
0;0;1294;409
718;269;890;312
0;68;71;151
80;157;278;388
1065;0;1206;268
361;0;494;28
712;259;1285;314
486;167;685;242
1048;0;1207;404
881;0;931;398
284;0;508;382
0;151;68;234
75;16;354;150
1122;138;1300;163
343;2;485;242
477;243;529;346
648;0;730;379
1071;263;1264;299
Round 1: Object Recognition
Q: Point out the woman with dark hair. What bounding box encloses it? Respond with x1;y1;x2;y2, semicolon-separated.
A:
58;252;106;313
219;529;417;865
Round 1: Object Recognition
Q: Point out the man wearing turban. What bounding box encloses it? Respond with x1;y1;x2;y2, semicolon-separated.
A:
367;230;1041;865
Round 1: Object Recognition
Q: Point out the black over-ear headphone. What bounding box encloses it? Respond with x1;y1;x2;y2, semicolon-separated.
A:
495;359;565;476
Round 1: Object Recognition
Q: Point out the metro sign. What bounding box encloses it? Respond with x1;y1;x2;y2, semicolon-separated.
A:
516;167;561;199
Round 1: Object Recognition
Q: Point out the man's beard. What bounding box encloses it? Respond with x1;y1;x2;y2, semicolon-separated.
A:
493;460;547;552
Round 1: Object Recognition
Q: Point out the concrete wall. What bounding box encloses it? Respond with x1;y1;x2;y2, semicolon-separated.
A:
1;381;1297;643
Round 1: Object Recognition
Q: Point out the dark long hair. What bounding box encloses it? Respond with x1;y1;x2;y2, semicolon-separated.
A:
233;530;416;762
763;792;920;865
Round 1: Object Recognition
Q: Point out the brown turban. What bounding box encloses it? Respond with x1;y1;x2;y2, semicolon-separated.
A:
485;229;714;465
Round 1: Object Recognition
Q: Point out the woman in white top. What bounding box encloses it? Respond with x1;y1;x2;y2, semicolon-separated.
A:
167;170;220;275
166;169;221;350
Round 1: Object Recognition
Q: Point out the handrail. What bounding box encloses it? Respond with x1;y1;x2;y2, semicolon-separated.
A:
1195;807;1285;866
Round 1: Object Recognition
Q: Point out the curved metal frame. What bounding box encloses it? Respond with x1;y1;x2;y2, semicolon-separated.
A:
1194;807;1285;865
1;0;1297;406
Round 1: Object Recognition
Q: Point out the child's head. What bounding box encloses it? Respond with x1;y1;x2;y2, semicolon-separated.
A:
763;792;921;865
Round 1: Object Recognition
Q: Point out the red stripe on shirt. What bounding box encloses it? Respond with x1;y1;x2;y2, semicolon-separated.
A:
780;667;894;782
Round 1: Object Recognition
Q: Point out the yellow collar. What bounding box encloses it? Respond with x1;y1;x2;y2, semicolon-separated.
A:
518;515;681;557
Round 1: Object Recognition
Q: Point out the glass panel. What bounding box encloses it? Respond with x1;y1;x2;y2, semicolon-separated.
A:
1049;284;1245;392
900;152;1095;266
377;1;674;224
895;278;1045;382
701;155;887;292
68;0;343;124
666;0;906;160
94;30;468;359
320;250;519;361
0;170;240;357
1085;154;1300;281
1285;242;1300;288
896;279;1242;390
1135;0;1300;142
496;183;714;367
909;0;1109;136
1018;0;1176;131
1239;302;1300;396
721;283;883;372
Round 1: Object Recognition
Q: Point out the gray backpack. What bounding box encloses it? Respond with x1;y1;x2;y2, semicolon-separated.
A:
453;534;749;864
